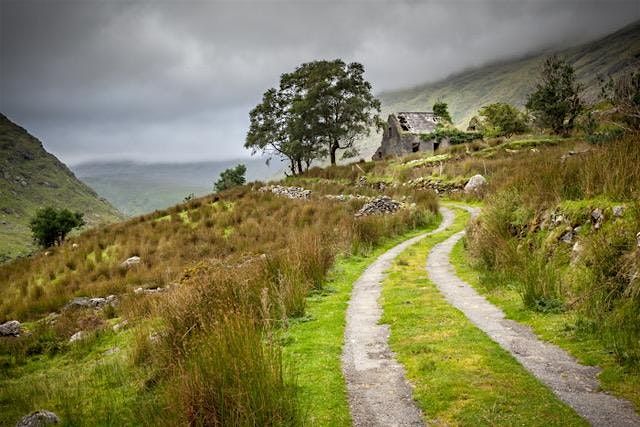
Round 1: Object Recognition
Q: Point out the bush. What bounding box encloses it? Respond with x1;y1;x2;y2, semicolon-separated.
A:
29;207;85;248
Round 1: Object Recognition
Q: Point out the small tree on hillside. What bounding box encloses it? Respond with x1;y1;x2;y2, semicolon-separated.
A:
526;55;583;135
433;101;452;124
478;103;528;137
30;207;85;248
214;164;247;192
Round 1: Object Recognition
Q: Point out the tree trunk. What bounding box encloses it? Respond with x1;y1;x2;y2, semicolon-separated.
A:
330;143;337;166
297;158;303;175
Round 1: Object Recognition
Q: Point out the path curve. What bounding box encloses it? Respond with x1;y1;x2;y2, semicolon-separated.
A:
342;207;455;426
427;205;640;427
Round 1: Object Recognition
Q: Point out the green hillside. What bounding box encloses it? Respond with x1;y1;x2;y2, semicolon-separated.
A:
0;114;122;261
357;20;640;156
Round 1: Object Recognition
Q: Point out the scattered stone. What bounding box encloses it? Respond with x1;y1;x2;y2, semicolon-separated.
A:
591;208;604;230
134;286;166;295
613;205;625;218
0;320;21;336
69;331;87;343
64;296;115;310
120;256;141;268
464;174;487;194
259;185;311;199
405;176;464;194
560;230;574;244
104;347;120;356
355;196;402;217
573;226;582;234
324;194;370;202
112;320;129;332
15;410;60;427
560;149;590;161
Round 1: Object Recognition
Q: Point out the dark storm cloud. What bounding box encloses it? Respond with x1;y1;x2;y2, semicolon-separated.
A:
1;0;638;164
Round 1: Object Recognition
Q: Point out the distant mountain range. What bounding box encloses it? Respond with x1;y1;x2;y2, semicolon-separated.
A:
0;114;122;261
72;158;280;216
359;20;640;157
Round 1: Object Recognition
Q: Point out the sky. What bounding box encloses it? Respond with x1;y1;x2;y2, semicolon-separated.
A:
1;0;639;165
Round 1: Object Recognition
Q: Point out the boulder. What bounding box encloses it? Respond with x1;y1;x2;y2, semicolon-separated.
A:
64;296;114;310
0;320;21;336
613;205;625;218
15;410;60;427
120;256;141;268
464;174;487;194
560;230;574;244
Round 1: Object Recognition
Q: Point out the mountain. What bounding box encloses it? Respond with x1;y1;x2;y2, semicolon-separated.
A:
0;114;122;261
72;158;280;216
358;20;640;156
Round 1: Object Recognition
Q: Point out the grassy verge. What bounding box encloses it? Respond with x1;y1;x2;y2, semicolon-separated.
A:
282;217;441;426
381;208;586;426
451;238;640;410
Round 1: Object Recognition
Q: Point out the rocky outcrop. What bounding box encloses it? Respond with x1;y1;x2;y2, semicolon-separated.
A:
259;185;311;199
355;196;402;217
0;320;21;336
15;410;60;427
464;174;487;194
64;295;117;310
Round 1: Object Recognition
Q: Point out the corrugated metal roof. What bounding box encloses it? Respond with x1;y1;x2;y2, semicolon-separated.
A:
396;112;439;133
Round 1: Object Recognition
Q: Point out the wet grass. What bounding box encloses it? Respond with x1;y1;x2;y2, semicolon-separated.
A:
282;218;441;426
381;208;586;426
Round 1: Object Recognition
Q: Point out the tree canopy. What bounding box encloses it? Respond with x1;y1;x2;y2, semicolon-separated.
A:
526;55;583;135
433;101;452;124
246;59;381;173
29;207;85;248
214;164;247;192
478;103;529;137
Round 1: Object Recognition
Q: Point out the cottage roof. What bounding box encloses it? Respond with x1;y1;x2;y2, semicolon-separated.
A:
395;112;439;133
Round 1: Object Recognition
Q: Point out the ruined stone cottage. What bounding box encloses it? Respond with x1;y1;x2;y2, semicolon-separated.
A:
372;112;449;160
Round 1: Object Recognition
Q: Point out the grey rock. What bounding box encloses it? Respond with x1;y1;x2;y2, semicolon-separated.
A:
120;256;141;268
572;241;584;262
65;296;114;310
464;174;487;194
613;205;625;218
259;185;311;199
112;320;129;332
355;196;402;217
591;208;604;230
0;320;21;336
15;410;60;427
560;230;574;244
69;331;87;343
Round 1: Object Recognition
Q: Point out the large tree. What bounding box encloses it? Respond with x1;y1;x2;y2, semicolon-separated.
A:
526;55;583;135
246;60;381;169
478;103;528;137
214;164;246;192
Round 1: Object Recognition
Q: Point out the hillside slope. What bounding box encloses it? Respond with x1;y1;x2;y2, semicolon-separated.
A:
357;20;640;157
0;114;122;260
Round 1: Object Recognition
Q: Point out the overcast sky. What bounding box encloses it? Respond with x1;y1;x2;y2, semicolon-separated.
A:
1;0;638;165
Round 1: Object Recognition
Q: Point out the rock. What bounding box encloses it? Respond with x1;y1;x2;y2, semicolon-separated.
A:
464;174;487;194
44;251;51;256
134;286;166;295
355;196;402;217
259;185;311;199
112;320;129;332
15;410;60;427
572;241;584;261
0;320;21;336
591;208;604;230
120;256;141;268
64;296;114;310
69;331;87;343
553;214;565;226
560;230;574;244
613;205;625;218
637;232;640;248
71;243;79;249
325;194;370;202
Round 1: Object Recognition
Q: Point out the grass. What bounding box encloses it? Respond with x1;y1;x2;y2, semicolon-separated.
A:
451;237;640;411
381;208;587;426
282;220;440;426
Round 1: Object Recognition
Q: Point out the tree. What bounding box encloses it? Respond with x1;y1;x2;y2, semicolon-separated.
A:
29;207;85;248
478;103;528;137
214;164;247;192
600;70;640;130
526;55;583;135
433;101;452;123
246;59;381;169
